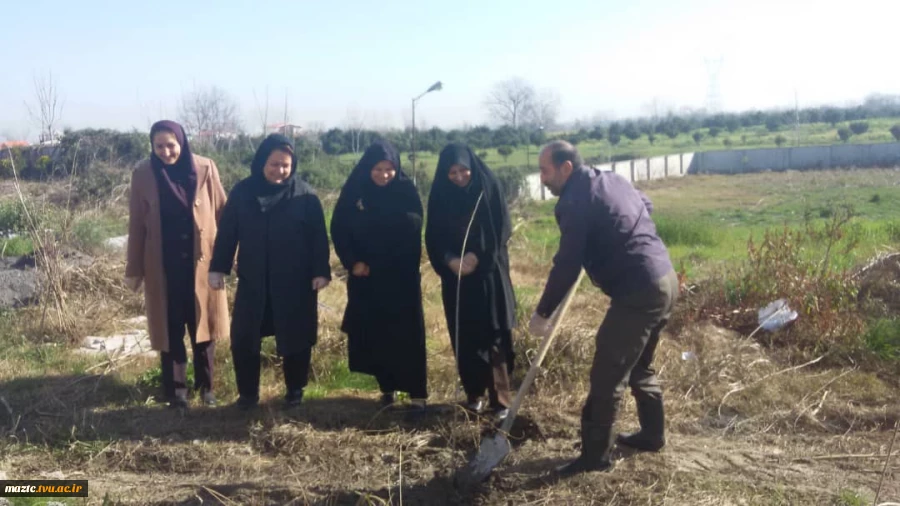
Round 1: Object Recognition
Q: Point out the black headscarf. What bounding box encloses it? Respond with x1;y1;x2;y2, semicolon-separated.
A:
149;120;196;210
332;139;423;274
426;144;514;278
426;143;517;339
334;139;419;219
250;134;299;213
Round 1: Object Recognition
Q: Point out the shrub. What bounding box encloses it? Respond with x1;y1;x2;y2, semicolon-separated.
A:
848;121;869;135
890;125;900;142
679;205;870;362
494;166;526;204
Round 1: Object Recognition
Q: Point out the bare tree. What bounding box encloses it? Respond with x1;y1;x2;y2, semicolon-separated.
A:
24;71;64;144
345;108;367;154
525;89;561;129
253;86;270;136
485;77;535;128
178;85;241;142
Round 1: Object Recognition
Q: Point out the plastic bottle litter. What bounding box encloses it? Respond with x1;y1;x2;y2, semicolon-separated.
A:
757;299;798;331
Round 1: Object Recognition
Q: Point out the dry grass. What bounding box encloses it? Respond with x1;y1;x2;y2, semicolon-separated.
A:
1;171;899;504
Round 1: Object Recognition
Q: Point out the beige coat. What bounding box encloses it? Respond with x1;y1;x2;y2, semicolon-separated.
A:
125;154;230;352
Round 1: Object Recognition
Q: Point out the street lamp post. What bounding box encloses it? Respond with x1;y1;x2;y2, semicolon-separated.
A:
411;81;442;186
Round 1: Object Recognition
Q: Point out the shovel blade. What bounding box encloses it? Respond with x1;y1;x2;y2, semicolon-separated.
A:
455;433;511;489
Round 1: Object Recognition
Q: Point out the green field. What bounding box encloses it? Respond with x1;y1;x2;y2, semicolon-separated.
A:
513;169;900;279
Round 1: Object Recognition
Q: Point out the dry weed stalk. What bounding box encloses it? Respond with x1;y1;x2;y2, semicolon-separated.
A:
718;354;824;416
874;421;899;505
5;145;74;336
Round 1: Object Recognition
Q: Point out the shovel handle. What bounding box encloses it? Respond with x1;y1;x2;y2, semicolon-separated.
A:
499;270;585;433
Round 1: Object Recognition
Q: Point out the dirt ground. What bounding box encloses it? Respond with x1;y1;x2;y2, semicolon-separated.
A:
2;319;897;505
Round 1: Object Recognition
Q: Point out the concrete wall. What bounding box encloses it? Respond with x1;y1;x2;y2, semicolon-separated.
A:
524;152;689;200
689;142;900;174
523;142;900;201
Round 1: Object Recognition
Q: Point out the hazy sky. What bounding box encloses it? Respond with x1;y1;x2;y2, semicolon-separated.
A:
1;0;896;140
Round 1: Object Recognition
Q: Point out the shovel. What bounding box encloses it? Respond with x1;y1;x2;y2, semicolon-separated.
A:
455;270;585;488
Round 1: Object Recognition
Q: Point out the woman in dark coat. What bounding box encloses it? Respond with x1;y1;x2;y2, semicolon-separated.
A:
425;143;517;420
209;134;331;410
331;140;427;412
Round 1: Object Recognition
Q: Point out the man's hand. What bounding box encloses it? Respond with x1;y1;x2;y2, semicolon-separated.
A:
208;272;226;290
528;312;552;337
351;262;370;277
124;276;143;292
312;277;330;290
460;252;479;276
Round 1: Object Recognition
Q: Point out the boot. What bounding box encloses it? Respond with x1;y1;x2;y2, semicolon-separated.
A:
559;413;617;477
554;454;613;477
169;388;189;409
617;396;665;452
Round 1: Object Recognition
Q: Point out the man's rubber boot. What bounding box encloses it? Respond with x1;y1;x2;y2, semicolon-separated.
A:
557;419;616;477
617;396;666;452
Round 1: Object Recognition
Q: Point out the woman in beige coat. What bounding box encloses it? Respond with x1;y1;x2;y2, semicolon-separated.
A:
125;120;229;408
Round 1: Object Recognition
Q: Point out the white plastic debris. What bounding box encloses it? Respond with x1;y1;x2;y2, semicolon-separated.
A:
681;351;697;361
104;235;128;250
77;330;155;358
121;315;147;326
757;299;798;331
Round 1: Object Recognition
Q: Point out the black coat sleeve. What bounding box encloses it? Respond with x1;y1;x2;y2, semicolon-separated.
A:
400;192;425;268
307;194;332;280
425;196;456;279
473;188;511;276
330;188;361;271
210;185;241;275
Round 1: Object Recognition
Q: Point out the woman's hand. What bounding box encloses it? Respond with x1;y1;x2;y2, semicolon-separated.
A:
351;262;370;277
312;277;330;290
460;252;479;276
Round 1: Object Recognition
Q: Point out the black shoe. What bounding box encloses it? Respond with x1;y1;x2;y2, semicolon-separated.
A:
492;408;510;423
379;392;394;408
554;455;613;477
616;431;665;452
284;390;304;408
459;398;484;414
235;396;259;411
200;390;217;407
